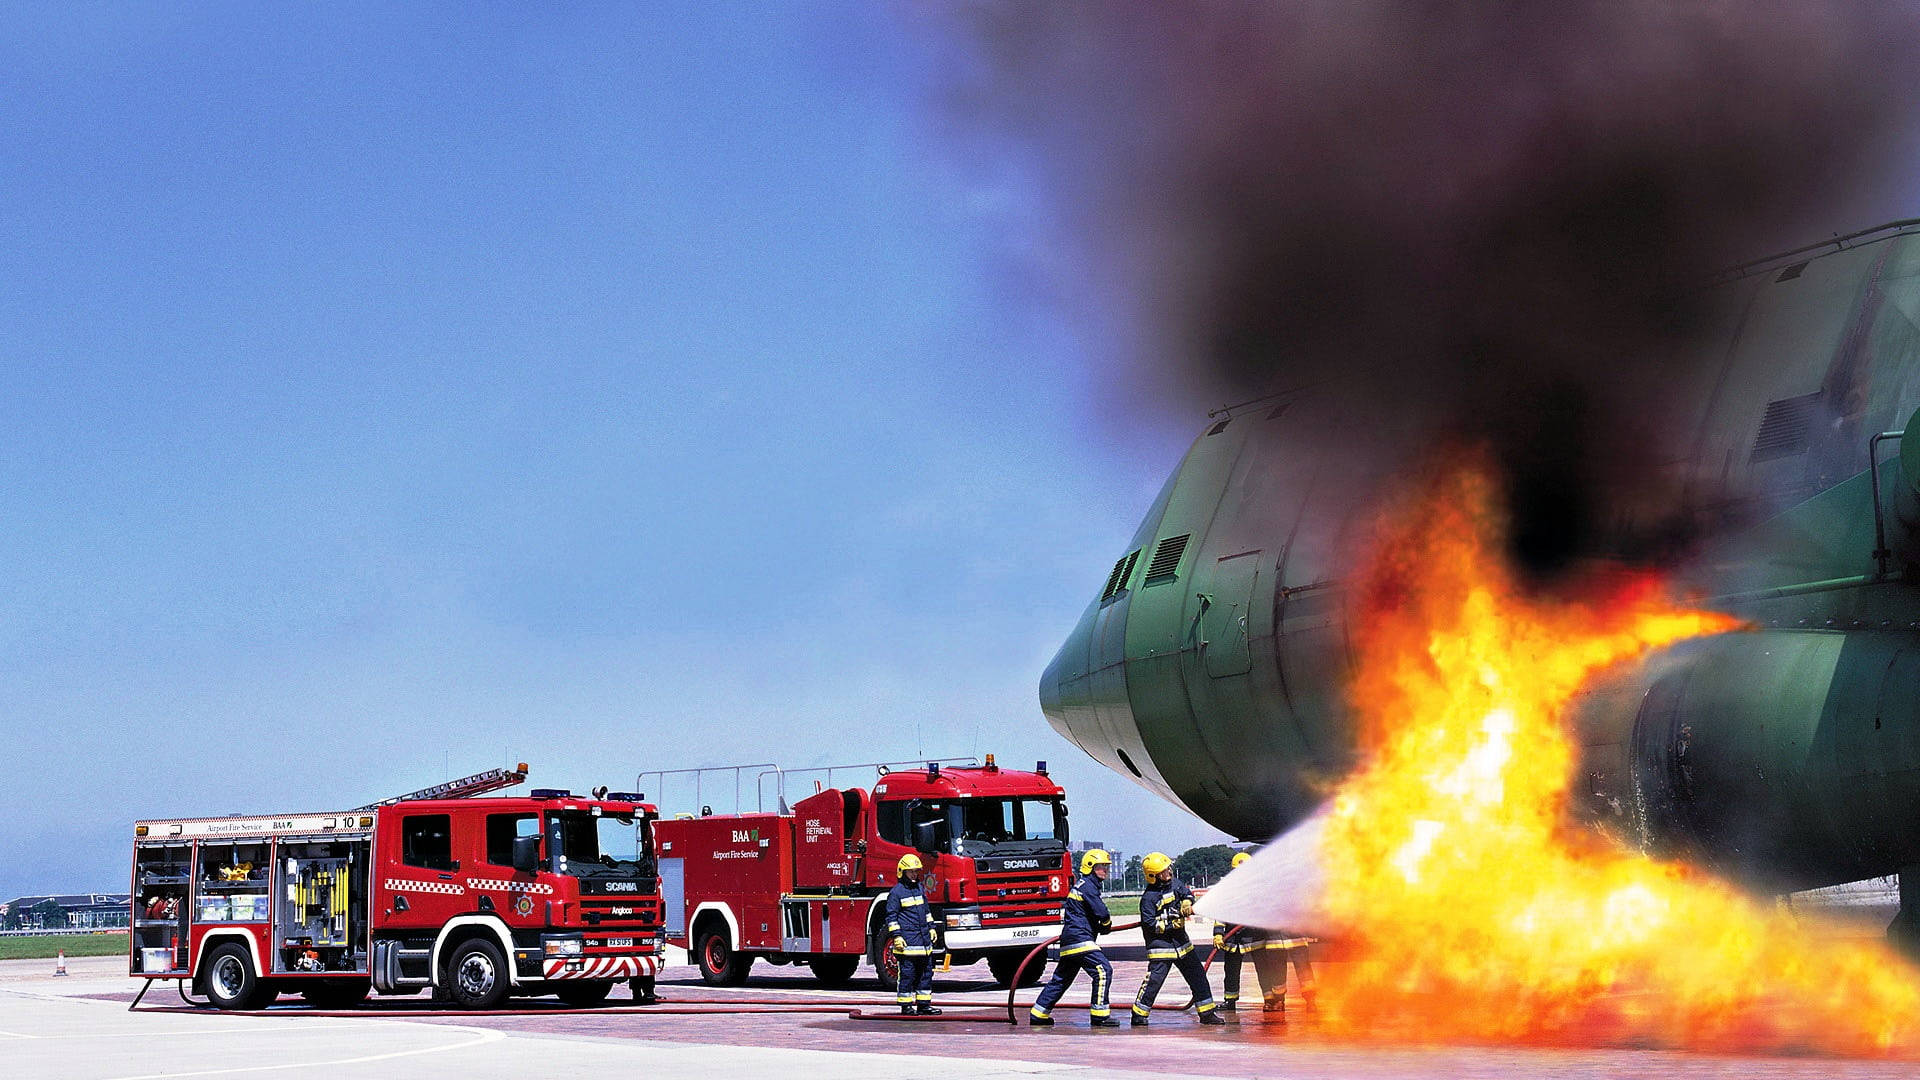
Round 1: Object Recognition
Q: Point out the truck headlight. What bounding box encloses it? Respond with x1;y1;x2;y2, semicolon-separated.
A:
946;912;982;930
543;936;584;957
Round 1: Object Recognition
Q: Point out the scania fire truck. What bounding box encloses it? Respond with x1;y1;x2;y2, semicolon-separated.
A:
651;756;1072;989
130;766;664;1011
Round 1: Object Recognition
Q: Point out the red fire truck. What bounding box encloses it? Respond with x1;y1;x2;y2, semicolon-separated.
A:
130;766;665;1011
651;756;1072;989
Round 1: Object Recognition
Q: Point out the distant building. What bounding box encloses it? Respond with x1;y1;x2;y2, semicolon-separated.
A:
0;893;130;930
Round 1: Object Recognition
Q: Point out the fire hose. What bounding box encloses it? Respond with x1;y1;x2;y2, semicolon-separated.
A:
138;922;1242;1026
133;1000;1005;1020
1001;918;1231;1026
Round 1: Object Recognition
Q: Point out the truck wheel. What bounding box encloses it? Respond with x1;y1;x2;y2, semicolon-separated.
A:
445;938;510;1009
300;977;371;1009
203;943;270;1011
869;931;900;992
553;980;614;1008
806;955;859;987
695;927;751;986
988;949;1045;988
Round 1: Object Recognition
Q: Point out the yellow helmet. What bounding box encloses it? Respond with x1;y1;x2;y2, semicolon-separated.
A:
1079;848;1111;875
1141;851;1172;877
897;853;924;874
1232;851;1251;869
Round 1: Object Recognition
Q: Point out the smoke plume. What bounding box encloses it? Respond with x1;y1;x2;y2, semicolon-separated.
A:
945;1;1920;576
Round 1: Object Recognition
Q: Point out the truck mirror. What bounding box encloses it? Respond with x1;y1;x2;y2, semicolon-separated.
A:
512;835;540;873
913;820;942;853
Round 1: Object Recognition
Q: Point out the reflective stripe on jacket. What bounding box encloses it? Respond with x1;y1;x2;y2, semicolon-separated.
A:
1057;873;1111;956
886;879;937;952
1213;922;1265;953
1139;880;1196;953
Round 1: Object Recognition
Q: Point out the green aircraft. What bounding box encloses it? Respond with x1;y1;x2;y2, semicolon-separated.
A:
1040;218;1920;942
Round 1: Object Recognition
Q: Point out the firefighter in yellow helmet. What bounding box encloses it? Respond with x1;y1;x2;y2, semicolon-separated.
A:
886;853;941;1015
1212;851;1262;1011
1211;848;1317;1012
1030;848;1119;1026
1130;852;1223;1026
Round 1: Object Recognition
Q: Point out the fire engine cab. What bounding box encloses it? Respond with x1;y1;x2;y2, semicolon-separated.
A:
651;756;1071;989
130;766;665;1011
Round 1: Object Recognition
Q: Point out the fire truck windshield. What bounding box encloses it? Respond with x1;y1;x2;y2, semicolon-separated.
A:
950;797;1068;857
548;811;653;879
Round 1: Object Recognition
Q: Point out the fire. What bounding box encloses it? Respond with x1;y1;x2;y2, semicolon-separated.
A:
1314;462;1920;1053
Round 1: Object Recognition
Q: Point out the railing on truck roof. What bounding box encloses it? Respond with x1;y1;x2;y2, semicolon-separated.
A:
638;757;978;817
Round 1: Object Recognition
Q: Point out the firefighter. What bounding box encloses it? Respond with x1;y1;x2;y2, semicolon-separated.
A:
1029;848;1120;1027
1212;851;1261;1012
1131;852;1224;1026
886;853;941;1015
1254;929;1317;1012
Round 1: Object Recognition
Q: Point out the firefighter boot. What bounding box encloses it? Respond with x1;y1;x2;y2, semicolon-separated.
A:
900;1005;916;1017
1029;1014;1054;1026
1131;1014;1149;1027
1091;1015;1121;1027
1199;1010;1227;1026
916;1003;943;1016
1221;999;1237;1012
1263;989;1286;1013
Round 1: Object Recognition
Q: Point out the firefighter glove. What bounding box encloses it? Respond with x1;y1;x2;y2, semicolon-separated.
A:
891;936;907;955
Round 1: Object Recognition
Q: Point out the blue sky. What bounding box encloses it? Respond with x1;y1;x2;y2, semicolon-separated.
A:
0;4;1225;898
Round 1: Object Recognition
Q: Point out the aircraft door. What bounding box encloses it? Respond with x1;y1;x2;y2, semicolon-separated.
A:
1204;550;1261;678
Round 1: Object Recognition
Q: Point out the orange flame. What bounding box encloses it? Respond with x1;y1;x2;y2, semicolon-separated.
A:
1316;462;1920;1053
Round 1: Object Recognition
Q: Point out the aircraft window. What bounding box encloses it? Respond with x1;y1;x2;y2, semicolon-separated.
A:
1115;748;1144;779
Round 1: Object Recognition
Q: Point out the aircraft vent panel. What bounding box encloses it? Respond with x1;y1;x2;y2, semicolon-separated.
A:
1144;534;1191;583
1101;549;1140;602
1750;392;1822;463
1207;419;1230;436
1775;260;1809;283
1266;402;1291;422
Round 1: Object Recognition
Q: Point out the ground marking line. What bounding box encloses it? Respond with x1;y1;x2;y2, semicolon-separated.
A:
17;1023;368;1041
98;1025;504;1080
0;1029;35;1039
0;989;100;1006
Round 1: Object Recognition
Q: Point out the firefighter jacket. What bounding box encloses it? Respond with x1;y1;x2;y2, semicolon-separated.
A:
1057;873;1112;957
1213;920;1265;953
885;878;938;955
1140;879;1199;959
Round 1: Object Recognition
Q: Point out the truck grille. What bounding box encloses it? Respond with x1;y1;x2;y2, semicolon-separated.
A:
976;868;1066;925
579;897;661;927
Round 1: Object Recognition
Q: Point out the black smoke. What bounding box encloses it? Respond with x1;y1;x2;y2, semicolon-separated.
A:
942;1;1920;577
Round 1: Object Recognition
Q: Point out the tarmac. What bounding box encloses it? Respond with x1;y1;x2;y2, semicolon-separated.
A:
5;939;1920;1080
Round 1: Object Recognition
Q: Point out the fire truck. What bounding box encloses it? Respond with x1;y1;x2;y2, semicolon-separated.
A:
130;765;665;1011
651;756;1072;989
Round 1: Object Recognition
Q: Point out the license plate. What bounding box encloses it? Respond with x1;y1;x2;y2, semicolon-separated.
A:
1012;928;1041;939
604;938;633;948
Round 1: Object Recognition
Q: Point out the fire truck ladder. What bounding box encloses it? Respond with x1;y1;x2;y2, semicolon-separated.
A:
356;763;530;809
638;757;976;816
